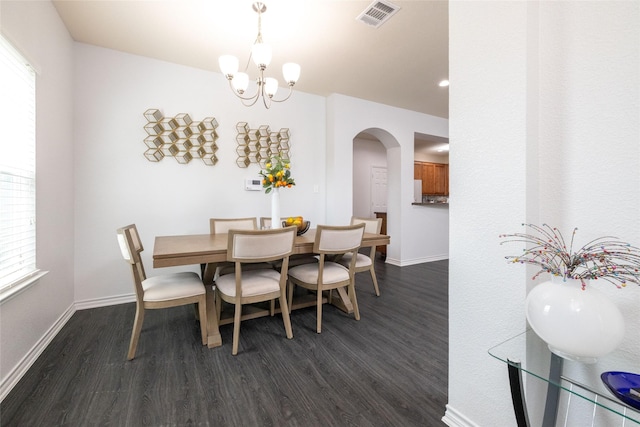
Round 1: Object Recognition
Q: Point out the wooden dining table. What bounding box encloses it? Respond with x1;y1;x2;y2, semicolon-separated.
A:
153;229;390;348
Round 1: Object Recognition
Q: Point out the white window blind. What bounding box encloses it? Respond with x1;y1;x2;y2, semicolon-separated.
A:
0;35;37;292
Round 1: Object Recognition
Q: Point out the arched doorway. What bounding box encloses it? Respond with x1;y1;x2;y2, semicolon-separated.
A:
353;131;387;218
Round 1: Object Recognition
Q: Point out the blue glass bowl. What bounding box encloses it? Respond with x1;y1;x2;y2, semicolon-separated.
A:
600;371;640;410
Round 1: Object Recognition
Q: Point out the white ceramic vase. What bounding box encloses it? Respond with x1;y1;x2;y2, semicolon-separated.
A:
270;187;281;229
525;276;625;363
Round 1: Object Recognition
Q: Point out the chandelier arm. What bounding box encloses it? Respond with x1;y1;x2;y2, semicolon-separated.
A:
243;53;253;73
268;85;295;103
262;87;272;109
228;79;260;103
240;96;261;108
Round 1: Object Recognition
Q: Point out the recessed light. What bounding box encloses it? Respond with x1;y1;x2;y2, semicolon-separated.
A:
438;80;449;87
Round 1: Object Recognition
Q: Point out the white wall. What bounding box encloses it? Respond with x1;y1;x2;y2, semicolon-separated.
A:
447;1;640;426
327;95;450;265
72;43;327;304
0;0;75;397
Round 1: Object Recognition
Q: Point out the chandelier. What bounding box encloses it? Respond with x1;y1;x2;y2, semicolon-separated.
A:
218;2;301;109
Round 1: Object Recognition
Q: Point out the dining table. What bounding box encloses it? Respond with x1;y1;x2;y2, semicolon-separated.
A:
153;228;390;348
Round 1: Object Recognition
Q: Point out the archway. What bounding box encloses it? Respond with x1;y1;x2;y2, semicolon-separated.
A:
353;131;387;218
351;128;401;261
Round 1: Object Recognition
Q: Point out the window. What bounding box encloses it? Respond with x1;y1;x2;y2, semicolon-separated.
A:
0;35;40;298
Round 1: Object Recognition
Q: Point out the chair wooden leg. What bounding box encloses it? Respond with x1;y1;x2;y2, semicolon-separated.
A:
279;292;293;339
349;282;360;321
287;280;294;314
127;303;145;360
316;287;323;333
198;297;207;346
192;303;199;319
270;299;275;316
232;302;242;355
370;267;380;296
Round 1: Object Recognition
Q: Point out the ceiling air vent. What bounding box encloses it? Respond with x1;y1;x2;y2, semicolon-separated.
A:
356;0;401;28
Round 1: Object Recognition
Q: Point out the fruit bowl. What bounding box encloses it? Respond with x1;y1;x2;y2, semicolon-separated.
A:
296;220;310;236
282;218;310;236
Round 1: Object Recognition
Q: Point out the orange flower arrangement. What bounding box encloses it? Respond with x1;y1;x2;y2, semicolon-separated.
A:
258;155;295;194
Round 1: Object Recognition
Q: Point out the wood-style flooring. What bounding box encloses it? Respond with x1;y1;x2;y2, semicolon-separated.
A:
1;259;448;426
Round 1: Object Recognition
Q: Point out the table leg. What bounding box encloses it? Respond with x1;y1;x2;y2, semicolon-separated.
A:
507;359;530;427
205;286;222;348
506;353;563;427
203;263;222;348
332;287;354;314
541;353;563;427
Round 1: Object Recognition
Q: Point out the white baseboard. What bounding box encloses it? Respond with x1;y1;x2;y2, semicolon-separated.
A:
0;303;76;402
442;404;481;427
74;293;135;310
1;294;136;402
385;255;448;267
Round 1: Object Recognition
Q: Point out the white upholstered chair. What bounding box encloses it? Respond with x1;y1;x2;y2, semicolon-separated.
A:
215;226;297;355
287;223;365;333
210;217;258;234
259;216;281;229
259;216;318;271
337;216;383;296
117;224;207;360
209;217;260;280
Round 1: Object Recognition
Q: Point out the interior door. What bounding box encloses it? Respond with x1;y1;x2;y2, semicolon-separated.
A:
371;166;387;217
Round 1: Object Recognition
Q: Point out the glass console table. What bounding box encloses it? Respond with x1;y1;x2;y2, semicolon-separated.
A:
489;330;640;426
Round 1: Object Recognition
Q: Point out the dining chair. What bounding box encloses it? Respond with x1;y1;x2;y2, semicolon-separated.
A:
259;216;318;270
116;224;207;360
259;216;279;229
287;223;365;333
210;217;258;234
208;217;261;280
215;226;297;355
337;216;383;296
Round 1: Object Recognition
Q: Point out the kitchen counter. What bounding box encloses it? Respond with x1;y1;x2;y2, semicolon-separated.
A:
412;202;448;206
413;195;449;206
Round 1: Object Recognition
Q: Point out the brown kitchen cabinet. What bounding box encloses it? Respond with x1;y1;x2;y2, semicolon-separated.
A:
414;161;448;196
414;162;423;181
434;163;448;195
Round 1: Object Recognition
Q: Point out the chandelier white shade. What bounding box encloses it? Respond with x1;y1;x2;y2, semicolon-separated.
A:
219;2;300;109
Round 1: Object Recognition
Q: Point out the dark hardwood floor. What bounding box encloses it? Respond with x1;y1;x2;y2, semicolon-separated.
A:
1;259;448;426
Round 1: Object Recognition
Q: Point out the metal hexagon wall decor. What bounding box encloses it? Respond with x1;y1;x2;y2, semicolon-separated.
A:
143;109;219;166
235;122;290;168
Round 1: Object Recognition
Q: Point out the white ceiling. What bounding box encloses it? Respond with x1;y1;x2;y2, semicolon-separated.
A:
51;0;449;118
415;132;449;157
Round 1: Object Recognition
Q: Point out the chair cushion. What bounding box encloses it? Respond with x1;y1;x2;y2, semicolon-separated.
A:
338;253;372;269
142;272;205;302
216;269;281;297
288;262;350;285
